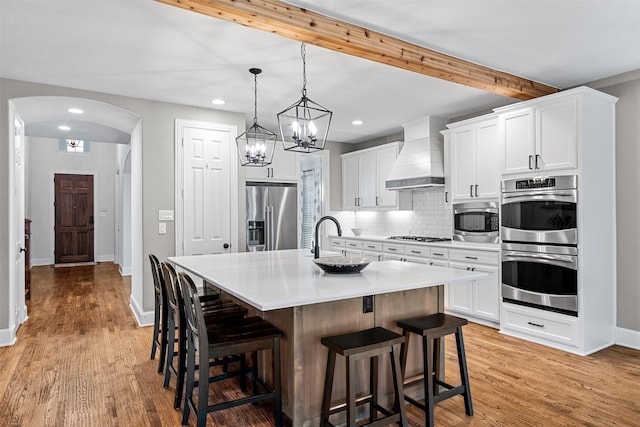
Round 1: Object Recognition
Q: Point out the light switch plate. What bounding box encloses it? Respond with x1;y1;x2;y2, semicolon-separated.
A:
159;223;167;234
159;210;174;221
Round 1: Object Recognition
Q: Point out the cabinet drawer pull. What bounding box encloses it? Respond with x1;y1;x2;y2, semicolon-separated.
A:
465;256;478;260
527;321;545;328
366;245;376;249
410;250;421;254
388;248;397;251
433;252;444;256
348;243;357;247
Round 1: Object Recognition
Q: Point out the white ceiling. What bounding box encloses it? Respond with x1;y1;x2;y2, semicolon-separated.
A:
1;0;639;144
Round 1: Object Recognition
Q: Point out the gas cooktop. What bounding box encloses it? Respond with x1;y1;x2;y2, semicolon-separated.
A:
387;236;451;243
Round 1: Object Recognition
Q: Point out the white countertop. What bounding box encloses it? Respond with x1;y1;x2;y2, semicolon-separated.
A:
169;249;487;311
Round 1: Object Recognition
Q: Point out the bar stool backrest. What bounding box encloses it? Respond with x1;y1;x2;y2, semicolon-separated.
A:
178;272;205;353
160;262;178;315
149;254;163;300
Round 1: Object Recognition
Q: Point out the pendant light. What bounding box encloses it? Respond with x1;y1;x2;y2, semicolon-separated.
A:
277;43;332;153
236;68;277;167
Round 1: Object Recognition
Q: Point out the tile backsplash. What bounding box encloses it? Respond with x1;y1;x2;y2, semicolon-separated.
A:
331;187;452;238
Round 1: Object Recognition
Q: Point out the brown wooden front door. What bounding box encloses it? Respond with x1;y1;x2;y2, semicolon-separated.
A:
54;174;94;264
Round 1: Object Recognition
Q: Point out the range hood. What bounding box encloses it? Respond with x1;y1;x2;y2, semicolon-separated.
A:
385;117;447;190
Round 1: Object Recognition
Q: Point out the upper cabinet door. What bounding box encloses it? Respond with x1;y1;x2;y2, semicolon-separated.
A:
536;97;578;172
474;119;500;199
341;153;359;210
501;108;535;175
375;144;399;207
358;150;377;208
245;144;298;182
451;125;476;200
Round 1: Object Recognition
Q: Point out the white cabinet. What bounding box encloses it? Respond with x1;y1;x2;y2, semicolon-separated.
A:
448;115;500;201
500;97;578;176
341;142;411;210
245;144;298;182
447;249;500;325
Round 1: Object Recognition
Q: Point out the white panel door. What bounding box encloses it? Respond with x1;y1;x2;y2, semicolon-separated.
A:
358;150;377;208
183;124;231;255
501;108;535;175
341;154;359;210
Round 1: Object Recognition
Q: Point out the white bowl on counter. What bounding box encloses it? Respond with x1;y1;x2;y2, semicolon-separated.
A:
351;227;366;236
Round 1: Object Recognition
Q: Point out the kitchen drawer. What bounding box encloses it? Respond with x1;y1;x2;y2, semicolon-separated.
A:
364;250;382;261
502;302;578;347
403;246;429;258
344;240;363;250
383;243;405;255
449;249;498;265
403;255;429;265
429;248;449;260
429;259;448;267
361;241;383;252
329;238;345;248
383;253;404;261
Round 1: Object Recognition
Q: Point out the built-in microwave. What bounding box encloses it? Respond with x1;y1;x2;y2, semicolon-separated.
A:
453;201;499;244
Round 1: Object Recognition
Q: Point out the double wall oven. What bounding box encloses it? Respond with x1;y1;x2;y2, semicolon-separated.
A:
501;175;578;316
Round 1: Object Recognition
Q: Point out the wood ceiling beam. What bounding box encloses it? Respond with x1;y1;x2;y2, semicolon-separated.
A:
156;0;559;100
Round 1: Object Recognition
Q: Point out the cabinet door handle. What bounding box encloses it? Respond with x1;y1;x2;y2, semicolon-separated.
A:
528;155;534;170
375;196;380;206
535;154;541;170
445;191;448;203
527;321;545;328
475;184;478;197
470;185;473;197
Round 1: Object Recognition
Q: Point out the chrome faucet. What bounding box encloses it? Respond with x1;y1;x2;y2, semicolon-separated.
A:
314;216;342;259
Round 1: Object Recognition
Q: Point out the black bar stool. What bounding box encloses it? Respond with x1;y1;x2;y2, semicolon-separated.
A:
179;272;283;427
320;327;408;427
160;262;247;410
149;254;168;373
396;313;473;427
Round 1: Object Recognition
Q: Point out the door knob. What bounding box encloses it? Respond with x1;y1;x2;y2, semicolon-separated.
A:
223;243;230;249
19;247;26;253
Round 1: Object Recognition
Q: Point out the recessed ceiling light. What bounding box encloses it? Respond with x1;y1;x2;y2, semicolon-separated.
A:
211;99;226;105
68;108;83;114
352;120;363;126
58;125;71;131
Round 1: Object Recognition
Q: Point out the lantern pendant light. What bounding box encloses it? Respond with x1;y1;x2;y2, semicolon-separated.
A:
236;68;277;167
277;43;332;153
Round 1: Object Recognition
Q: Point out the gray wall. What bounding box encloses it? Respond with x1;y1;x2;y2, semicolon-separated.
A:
0;78;246;329
593;75;640;332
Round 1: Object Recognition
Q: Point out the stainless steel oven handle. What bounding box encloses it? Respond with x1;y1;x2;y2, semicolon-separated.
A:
501;192;577;204
502;251;577;269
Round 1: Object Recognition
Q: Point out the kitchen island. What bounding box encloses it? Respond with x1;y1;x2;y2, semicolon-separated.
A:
169;249;486;426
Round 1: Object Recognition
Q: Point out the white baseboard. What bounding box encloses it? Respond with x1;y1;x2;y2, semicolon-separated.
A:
97;255;115;263
32;258;51;267
119;265;132;276
129;295;154;327
0;324;18;347
616;327;640;350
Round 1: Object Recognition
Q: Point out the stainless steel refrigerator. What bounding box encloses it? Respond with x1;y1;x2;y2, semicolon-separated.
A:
246;182;298;251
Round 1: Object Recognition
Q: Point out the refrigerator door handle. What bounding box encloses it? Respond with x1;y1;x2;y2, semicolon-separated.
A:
266;205;274;251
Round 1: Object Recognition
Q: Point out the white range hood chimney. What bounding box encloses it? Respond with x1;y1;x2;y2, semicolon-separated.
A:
385;116;447;190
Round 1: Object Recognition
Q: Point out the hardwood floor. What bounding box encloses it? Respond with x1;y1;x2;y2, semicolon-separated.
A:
0;263;638;426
